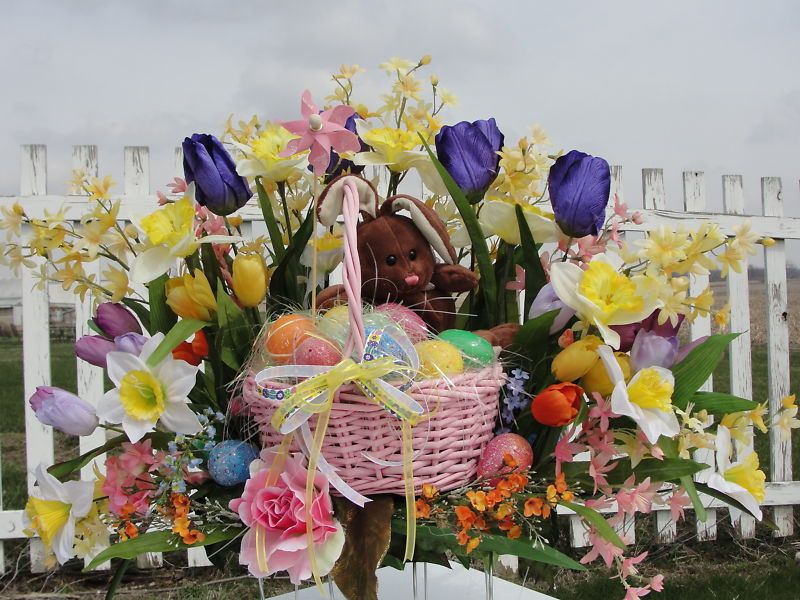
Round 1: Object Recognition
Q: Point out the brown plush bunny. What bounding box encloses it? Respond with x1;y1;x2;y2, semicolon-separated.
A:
315;175;477;332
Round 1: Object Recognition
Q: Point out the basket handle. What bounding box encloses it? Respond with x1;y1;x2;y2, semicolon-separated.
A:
341;177;366;357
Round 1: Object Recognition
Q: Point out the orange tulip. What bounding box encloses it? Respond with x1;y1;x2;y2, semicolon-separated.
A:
531;382;584;427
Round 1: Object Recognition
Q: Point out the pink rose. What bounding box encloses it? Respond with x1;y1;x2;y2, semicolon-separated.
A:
229;452;344;584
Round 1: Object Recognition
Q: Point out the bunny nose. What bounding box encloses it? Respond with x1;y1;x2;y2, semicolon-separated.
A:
404;274;420;287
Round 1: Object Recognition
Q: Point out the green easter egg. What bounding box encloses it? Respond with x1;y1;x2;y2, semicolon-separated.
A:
437;329;495;368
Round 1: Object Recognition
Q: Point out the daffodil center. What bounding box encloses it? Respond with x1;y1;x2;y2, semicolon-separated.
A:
140;197;195;248
26;497;71;549
724;453;766;502
119;369;166;421
627;368;674;412
578;261;643;318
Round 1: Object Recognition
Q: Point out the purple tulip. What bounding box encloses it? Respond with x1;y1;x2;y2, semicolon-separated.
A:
642;310;685;338
435;118;504;203
75;335;116;368
548;150;610;238
29;386;99;436
631;329;679;372
94;302;142;337
114;332;147;356
610;322;641;352
528;283;576;334
183;133;252;216
325;113;366;181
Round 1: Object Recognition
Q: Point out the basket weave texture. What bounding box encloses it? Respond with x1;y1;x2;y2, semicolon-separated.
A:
242;362;504;495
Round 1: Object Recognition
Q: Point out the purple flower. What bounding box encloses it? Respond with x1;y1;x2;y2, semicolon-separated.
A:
94;302;142;337
630;329;679;372
642;310;685;338
183;133;252;216
29;386;98;436
114;332;147;355
674;335;708;365
610;322;640;352
528;283;576;334
548;150;610;237
325;113;366;181
435;118;504;203
75;335;115;368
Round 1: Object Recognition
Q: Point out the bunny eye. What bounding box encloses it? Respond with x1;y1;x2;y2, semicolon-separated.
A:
386;255;397;266
408;250;417;260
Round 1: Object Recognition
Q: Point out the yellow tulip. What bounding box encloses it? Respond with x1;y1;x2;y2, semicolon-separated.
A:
232;254;268;308
166;270;216;321
581;352;631;396
551;335;602;382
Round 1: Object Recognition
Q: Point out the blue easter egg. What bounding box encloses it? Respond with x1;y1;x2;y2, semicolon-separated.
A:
208;440;259;486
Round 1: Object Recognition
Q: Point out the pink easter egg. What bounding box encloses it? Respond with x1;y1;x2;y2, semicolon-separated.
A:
292;336;343;367
476;433;534;484
375;303;429;343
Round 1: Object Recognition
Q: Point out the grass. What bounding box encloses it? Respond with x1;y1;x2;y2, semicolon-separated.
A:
1;337;799;599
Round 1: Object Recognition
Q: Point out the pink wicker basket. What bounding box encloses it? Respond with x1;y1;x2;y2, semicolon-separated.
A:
241;176;504;494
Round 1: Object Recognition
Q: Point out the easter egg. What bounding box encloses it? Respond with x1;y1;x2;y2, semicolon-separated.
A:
266;314;314;363
318;305;350;345
292;335;343;366
476;433;533;484
437;329;495;368
208;440;259;487
375;303;429;344
415;339;464;378
363;324;407;362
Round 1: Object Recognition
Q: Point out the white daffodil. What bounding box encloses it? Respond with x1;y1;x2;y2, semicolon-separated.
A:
230;122;309;183
97;333;202;442
131;187;241;284
549;252;662;349
24;464;94;564
301;227;344;288
478;200;558;245
352;120;447;195
699;425;765;520
598;345;679;444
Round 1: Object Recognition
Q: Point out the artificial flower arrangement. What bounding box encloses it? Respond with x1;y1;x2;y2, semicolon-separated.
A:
3;56;797;600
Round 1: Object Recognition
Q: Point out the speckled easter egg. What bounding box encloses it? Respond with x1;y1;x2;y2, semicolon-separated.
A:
415;339;464;378
437;329;495;368
208;440;259;487
265;314;314;364
476;433;534;484
292;335;343;366
375;303;429;343
318;305;350;345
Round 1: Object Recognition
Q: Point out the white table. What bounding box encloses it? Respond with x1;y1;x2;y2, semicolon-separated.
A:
270;561;557;599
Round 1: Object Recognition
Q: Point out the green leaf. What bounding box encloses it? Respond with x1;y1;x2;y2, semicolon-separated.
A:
255;177;285;263
84;527;243;571
418;135;498;327
147;274;177;335
121;298;151;334
689;391;759;415
510;310;558;366
671;334;739;409
145;318;207;368
269;207;313;305
216;281;253;362
515;204;547;318
48;434;128;481
659;436;707;521
561;501;625;549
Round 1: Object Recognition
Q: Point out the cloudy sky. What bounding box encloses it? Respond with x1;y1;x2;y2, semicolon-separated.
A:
1;1;798;223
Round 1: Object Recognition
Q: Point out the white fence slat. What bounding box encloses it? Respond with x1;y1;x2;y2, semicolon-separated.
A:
0;436;4;573
723;175;756;539
683;172;717;541
174;146;184;178
20;145;47;195
641;168;666;210
70;145;99;193
124;146;150;196
762;176;793;537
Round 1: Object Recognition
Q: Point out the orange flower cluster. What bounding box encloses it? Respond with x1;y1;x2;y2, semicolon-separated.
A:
415;483;438;520
168;493;206;545
116;502;139;541
523;473;573;519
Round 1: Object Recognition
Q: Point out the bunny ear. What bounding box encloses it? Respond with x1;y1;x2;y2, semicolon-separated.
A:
380;195;456;265
317;174;380;226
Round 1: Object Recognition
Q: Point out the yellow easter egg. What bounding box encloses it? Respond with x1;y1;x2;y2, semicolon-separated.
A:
321;304;350;328
415;340;464;378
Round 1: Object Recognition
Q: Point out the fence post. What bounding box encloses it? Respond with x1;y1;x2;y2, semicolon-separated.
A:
762;177;793;537
20;145;55;572
723;175;757;538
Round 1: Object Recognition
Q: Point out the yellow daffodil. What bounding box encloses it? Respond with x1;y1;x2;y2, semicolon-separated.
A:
24;464;94;564
379;57;415;74
478;200;558;245
102;266;132;303
86;176;115;201
637;225;689;271
97;333;202;442
166;270;217;321
301;229;344;289
776;394;800;441
232;253;269;308
550;253;662;349
231;122;308;183
0;201;24;239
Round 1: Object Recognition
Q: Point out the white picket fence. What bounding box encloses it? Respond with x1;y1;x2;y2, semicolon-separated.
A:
0;145;797;575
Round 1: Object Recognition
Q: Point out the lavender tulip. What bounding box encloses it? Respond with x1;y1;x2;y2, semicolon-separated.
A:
548;150;610;237
75;335;115;368
183;133;252;216
674;335;708;366
631;329;679;372
435;118;504;203
94;302;142;337
528;283;576;334
114;332;147;356
29;386;98;436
